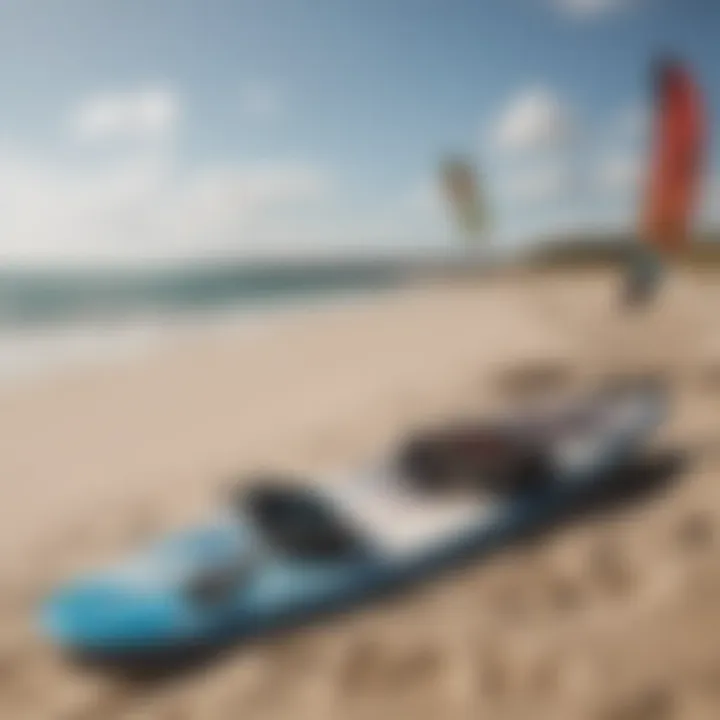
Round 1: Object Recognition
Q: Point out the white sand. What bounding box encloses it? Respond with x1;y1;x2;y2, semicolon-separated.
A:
1;269;720;719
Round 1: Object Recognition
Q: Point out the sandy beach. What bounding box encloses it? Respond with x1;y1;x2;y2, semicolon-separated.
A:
2;269;720;720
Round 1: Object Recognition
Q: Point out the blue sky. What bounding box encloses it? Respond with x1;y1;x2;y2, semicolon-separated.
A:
0;0;716;263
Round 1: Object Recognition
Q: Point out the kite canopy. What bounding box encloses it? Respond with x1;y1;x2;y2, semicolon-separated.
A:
440;157;487;245
641;57;707;256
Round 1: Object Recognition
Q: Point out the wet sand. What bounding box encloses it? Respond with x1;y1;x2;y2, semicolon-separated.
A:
1;269;720;719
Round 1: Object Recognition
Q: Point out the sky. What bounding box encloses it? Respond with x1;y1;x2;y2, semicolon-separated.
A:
0;0;717;264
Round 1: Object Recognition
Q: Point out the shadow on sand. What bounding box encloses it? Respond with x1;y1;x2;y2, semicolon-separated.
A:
71;447;690;687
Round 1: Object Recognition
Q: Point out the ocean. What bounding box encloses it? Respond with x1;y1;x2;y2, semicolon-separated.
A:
0;257;417;383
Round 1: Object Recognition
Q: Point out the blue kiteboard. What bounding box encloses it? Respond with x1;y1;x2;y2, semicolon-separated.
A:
41;382;667;660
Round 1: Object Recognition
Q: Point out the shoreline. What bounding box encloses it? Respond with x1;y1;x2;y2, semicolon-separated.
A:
0;284;408;392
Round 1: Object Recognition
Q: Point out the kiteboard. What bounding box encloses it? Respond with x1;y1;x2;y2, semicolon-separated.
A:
41;381;668;660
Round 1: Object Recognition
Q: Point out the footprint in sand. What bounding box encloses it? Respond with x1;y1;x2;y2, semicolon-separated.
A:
675;511;715;554
338;640;387;694
541;541;600;617
528;650;562;701
697;363;720;395
696;658;720;699
485;577;538;626
546;571;585;615
587;540;636;598
50;682;130;720
474;645;510;702
493;360;575;403
340;640;442;696
594;683;676;720
0;635;27;692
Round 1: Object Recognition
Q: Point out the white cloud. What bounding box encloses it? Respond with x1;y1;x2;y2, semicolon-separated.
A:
240;80;284;121
0;85;358;262
0;146;329;263
492;86;574;156
553;0;633;18
487;85;580;241
70;88;180;144
0;122;454;263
